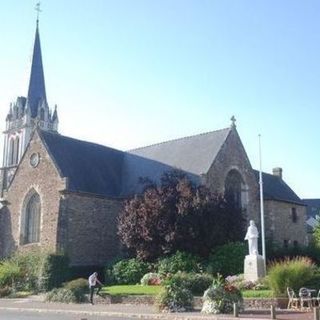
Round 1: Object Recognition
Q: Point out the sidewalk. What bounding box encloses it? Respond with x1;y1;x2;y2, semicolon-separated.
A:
0;296;315;320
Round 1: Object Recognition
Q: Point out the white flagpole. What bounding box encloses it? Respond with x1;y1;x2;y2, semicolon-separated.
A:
258;134;266;270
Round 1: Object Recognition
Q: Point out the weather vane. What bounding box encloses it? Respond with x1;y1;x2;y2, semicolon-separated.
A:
35;2;42;25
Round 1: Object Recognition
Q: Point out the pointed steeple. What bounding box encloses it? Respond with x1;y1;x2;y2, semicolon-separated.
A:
27;20;47;118
52;105;58;122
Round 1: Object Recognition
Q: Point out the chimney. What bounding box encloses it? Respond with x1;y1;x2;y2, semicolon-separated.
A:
273;167;283;179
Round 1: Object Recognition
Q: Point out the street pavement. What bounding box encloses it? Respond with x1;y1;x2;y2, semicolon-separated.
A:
0;296;316;320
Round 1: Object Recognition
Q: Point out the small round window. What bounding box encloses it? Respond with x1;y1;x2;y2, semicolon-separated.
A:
30;153;40;168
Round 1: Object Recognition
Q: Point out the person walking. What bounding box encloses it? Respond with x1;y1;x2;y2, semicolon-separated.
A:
88;272;103;305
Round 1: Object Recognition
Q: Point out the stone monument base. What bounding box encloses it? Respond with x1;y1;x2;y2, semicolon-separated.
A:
244;254;266;282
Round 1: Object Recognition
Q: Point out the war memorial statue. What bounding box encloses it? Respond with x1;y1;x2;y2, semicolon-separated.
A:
244;220;266;281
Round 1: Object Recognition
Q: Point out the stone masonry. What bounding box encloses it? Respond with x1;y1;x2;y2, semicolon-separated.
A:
58;192;123;266
0;131;66;256
0;130;125;266
206;128;259;222
264;200;307;246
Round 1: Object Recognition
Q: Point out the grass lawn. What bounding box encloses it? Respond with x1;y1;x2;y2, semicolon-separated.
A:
242;290;273;298
102;285;273;298
101;285;163;296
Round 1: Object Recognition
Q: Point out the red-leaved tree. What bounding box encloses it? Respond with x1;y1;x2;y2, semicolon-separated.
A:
118;170;245;261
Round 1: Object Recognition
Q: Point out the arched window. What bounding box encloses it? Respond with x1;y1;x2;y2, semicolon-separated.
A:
40;108;45;121
9;138;15;165
224;169;246;210
14;137;20;164
21;192;41;244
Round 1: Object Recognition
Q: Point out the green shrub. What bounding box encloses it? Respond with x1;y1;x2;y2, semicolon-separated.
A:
10;249;48;291
156;275;193;312
112;258;150;284
268;256;315;295
46;288;77;303
304;268;320;289
38;254;70;291
0;260;21;288
0;250;70;293
206;242;247;277
156;251;201;276
63;278;88;302
0;286;12;297
140;273;161;285
267;242;320;265
165;272;213;296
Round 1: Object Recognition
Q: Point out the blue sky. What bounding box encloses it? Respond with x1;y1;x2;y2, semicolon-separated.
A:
0;1;319;198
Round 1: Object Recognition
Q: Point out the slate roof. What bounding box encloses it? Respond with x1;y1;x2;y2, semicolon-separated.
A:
302;199;320;218
128;128;231;176
40;131;124;197
39;128;231;197
121;152;200;196
39;129;305;205
253;170;304;205
27;23;47;118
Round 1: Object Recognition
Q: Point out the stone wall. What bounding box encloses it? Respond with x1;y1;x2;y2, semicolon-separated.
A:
59;192;123;266
94;294;289;309
206;128;259;223
264;200;307;246
0;131;66;258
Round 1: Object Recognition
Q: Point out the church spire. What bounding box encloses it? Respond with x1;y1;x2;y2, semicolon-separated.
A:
27;17;47;118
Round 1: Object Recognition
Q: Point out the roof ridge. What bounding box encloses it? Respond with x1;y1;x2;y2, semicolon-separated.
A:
127;127;230;152
40;130;123;154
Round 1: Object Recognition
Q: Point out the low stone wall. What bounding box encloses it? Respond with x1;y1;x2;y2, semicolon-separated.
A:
244;298;288;309
95;295;289;309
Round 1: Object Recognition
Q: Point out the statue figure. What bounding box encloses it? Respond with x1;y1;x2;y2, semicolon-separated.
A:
244;220;259;255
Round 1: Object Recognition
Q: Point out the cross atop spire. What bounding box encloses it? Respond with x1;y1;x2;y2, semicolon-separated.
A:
35;2;41;26
230;115;237;128
27;15;47;118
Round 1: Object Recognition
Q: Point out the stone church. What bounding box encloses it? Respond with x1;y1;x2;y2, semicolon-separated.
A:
0;21;307;266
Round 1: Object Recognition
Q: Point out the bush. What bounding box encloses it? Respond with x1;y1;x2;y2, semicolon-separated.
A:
38;254;70;291
140;273;161;286
9;250;46;291
166;272;213;296
156;275;193;312
206;242;247;277
0;286;12;297
225;274;269;290
157;251;202;277
201;275;243;314
0;260;21;289
112;258;150;284
0;249;70;292
63;278;88;302
267;242;320;265
304;268;320;289
46;288;77;303
268;256;315;295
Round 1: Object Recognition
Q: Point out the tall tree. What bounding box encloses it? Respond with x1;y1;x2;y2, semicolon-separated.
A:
118;170;245;261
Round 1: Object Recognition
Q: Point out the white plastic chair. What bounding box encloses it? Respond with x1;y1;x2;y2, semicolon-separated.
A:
299;287;312;310
312;289;320;307
287;287;299;309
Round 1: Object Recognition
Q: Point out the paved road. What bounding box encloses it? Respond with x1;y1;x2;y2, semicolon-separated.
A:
0;309;135;320
0;297;316;320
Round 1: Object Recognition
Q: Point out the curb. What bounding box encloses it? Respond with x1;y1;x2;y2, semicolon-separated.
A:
0;306;272;320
